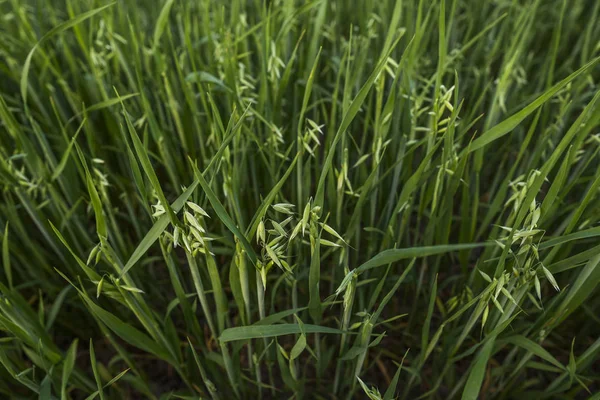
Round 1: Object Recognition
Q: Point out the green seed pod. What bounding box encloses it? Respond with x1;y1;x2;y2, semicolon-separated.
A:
87;244;101;266
257;220;265;244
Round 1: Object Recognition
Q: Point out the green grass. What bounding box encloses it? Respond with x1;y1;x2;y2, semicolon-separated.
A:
0;0;600;398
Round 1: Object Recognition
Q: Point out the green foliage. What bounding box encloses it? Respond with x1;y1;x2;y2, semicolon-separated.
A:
0;0;599;398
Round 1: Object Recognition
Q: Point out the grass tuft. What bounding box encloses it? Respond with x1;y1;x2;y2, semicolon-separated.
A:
0;0;599;398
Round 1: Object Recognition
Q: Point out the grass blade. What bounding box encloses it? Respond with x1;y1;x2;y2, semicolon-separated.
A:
220;324;345;342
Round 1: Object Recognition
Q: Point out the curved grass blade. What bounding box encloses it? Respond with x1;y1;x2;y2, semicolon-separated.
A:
2;223;11;289
52;118;87;181
80;294;173;363
65;94;139;126
21;3;115;107
220;324;344;342
61;339;78;400
555;254;600;324
539;227;600;250
461;338;495;400
153;0;175;48
463;56;600;154
46;286;72;331
74;143;107;239
89;340;105;400
503;335;564;370
383;350;409;400
357;243;487;275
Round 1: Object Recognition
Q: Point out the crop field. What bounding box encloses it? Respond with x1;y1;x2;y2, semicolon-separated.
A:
0;0;599;398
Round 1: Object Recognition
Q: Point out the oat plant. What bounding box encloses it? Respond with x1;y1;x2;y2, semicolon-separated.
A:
0;0;600;399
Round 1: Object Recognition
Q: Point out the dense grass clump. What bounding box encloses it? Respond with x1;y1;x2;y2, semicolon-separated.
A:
1;0;600;398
